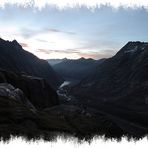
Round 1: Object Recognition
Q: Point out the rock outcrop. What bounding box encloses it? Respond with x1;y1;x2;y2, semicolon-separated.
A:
0;69;59;110
0;83;36;112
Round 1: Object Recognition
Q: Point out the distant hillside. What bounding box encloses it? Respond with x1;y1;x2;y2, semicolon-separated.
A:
71;41;148;108
0;38;63;89
47;58;67;66
53;57;105;82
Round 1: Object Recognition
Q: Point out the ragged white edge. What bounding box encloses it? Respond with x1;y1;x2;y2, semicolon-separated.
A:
0;0;148;10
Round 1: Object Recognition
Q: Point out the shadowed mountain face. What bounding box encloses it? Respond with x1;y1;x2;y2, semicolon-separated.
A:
0;38;63;89
47;58;67;66
53;58;105;82
0;69;59;110
71;41;148;107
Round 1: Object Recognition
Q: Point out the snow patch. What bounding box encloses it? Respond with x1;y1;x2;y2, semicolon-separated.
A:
124;46;138;54
141;44;148;51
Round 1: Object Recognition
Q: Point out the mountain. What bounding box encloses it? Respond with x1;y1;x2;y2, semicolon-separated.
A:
0;38;63;89
53;57;105;83
1;40;148;139
47;58;67;66
71;41;148;108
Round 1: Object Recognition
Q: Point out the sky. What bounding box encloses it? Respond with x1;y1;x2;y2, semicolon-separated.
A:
0;1;148;60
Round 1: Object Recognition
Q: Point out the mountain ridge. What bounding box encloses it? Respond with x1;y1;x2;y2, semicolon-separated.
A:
70;41;148;107
0;38;63;89
52;57;105;82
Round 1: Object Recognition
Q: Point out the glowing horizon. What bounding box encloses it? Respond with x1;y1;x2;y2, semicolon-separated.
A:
0;1;148;59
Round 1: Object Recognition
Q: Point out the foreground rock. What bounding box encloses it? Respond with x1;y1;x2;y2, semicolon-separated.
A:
0;83;38;139
0;83;36;112
0;83;123;140
0;69;59;110
0;83;148;140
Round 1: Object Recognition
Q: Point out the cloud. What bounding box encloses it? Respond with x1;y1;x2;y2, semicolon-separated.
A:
19;28;37;39
77;52;105;59
19;42;29;47
77;49;116;59
36;48;80;55
35;39;48;43
46;28;76;35
0;0;148;10
36;47;116;59
19;27;76;39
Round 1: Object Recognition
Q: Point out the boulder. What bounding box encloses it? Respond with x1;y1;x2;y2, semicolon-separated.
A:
0;70;59;110
0;83;36;112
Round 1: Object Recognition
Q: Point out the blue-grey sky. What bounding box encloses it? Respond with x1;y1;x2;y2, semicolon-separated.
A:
0;3;148;59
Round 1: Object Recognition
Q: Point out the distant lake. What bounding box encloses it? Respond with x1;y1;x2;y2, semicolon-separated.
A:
59;81;71;88
59;78;81;89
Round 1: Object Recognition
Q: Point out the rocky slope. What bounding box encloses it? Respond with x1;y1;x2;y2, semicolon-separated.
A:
0;83;148;140
53;57;105;81
0;69;59;110
0;38;63;89
47;58;67;66
0;82;125;140
71;41;148;107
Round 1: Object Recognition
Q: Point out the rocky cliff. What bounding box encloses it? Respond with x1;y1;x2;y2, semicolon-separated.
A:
0;69;59;110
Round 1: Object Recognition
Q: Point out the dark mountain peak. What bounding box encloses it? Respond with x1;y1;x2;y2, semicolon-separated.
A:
53;57;103;81
78;57;95;62
0;38;23;51
0;38;63;89
127;41;143;44
125;41;148;49
12;39;20;45
71;41;148;105
78;57;97;62
0;38;20;45
63;58;68;62
11;39;23;49
79;57;85;60
87;58;94;60
116;41;148;56
12;39;18;44
0;38;5;42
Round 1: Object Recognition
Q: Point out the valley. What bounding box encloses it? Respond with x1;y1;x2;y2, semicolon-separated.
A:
0;38;148;141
